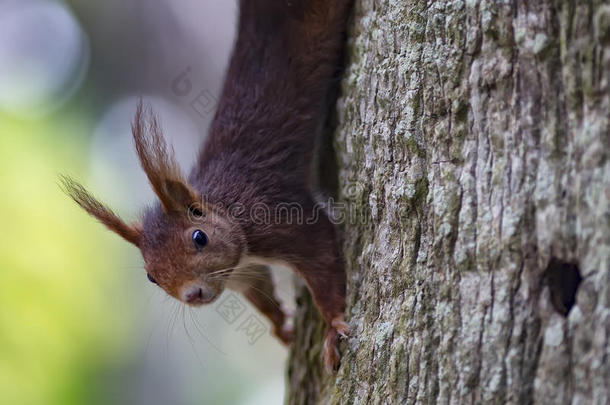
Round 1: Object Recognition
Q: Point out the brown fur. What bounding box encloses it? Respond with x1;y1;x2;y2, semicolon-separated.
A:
62;0;353;372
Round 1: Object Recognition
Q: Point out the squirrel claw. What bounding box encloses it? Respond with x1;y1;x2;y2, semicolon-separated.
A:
331;316;350;338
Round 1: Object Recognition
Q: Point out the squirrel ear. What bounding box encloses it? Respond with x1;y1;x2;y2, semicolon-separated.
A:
132;100;190;213
163;179;199;213
60;175;141;247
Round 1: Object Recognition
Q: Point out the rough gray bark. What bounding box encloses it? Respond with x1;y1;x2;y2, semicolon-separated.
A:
287;1;610;404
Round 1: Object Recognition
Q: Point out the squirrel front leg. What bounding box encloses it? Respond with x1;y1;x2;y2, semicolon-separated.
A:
298;260;349;372
288;218;349;372
231;265;294;345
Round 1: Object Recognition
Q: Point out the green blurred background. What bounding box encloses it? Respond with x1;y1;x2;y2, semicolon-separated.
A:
0;1;291;404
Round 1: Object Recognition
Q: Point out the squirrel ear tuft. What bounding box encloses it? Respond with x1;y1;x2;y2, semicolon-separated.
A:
132;99;189;212
59;175;141;247
131;100;207;216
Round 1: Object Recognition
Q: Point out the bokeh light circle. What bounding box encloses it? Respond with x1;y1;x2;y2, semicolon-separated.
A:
0;0;90;117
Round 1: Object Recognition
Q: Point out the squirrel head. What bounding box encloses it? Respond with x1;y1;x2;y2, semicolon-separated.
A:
61;101;246;305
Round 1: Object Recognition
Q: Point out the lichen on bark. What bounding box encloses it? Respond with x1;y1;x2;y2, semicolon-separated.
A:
287;1;609;404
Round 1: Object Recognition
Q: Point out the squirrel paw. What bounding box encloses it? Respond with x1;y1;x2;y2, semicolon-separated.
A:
331;315;350;338
281;305;295;319
274;322;294;345
323;318;350;373
323;328;341;373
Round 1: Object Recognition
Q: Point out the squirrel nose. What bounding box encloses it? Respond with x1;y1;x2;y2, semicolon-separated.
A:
181;284;218;305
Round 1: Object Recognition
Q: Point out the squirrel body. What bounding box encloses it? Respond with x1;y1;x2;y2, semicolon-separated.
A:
63;0;353;371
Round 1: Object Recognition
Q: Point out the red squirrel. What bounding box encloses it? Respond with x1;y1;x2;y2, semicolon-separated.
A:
61;0;353;372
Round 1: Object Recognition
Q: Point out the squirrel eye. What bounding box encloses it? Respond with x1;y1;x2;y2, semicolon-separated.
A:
192;229;208;250
146;273;158;285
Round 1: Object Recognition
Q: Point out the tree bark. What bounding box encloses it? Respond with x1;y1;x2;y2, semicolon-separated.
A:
287;1;609;404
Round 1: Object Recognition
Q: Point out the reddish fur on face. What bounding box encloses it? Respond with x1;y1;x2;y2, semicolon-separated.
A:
138;203;246;300
62;0;354;372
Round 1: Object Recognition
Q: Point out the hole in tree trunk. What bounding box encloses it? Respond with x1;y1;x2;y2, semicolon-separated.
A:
544;257;582;316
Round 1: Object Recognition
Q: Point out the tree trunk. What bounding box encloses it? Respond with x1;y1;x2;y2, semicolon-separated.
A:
287;1;609;404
